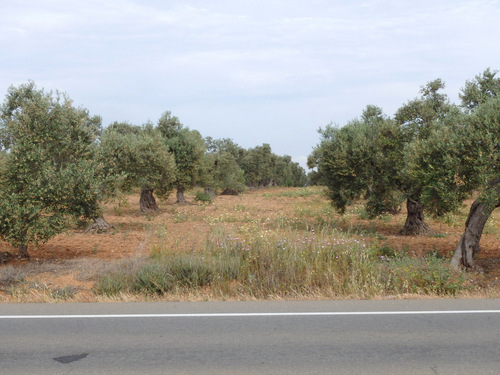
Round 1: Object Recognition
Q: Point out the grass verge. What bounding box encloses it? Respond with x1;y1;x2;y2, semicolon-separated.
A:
95;226;469;299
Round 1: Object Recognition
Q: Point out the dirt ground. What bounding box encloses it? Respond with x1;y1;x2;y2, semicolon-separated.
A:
0;187;499;302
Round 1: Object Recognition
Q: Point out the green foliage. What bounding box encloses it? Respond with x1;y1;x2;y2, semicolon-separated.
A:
95;252;239;296
394;80;458;202
240;143;274;187
205;137;246;161
158;111;206;193
395;79;451;141
402;107;478;216
0;150;7;177
204;137;306;190
386;253;467;296
203;150;246;193
99;124;176;199
411;69;500;215
311;106;404;217
460;68;500;111
0;82;102;255
130;263;174;295
194;191;213;203
371;243;398;258
168;254;217;288
240;143;306;188
311;76;491;229
276;154;307;187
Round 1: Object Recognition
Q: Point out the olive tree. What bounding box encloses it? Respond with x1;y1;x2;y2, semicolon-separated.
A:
0;82;102;258
394;79;459;234
240;143;276;188
99;122;176;212
272;155;307;187
309;105;404;221
157;111;206;204
408;69;500;269
449;69;500;269
310;80;460;235
203;137;246;194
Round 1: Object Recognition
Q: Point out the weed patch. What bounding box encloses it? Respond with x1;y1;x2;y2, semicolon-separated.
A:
385;253;467;296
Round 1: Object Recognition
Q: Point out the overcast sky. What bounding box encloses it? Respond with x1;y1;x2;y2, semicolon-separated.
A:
2;0;500;169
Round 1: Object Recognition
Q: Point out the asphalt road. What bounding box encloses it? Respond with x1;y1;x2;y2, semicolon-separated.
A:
0;299;499;374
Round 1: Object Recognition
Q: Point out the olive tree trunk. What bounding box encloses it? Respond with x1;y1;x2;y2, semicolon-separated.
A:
451;195;500;271
18;244;29;260
86;216;115;234
400;198;431;235
140;188;159;212
176;186;188;204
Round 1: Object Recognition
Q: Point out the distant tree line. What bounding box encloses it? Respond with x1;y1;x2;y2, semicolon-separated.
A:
309;68;500;270
0;82;306;258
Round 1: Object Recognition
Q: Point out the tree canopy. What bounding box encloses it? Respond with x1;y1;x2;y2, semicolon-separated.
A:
99;122;176;212
203;137;246;194
449;69;500;269
157;111;206;203
309;105;406;226
310;69;500;269
309;77;494;235
0;82;102;258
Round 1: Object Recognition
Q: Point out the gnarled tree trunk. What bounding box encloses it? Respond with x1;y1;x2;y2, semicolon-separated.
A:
451;195;500;270
176;186;188;204
400;198;431;235
18;244;29;260
140;188;159;212
86;216;115;234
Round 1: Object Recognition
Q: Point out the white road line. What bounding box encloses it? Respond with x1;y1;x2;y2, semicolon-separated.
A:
0;310;499;319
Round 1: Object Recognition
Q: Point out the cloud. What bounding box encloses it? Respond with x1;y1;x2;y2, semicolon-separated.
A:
1;0;500;166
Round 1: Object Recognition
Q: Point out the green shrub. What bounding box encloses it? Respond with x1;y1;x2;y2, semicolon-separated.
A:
194;191;213;203
386;253;467;296
94;273;128;296
132;263;174;295
168;254;215;287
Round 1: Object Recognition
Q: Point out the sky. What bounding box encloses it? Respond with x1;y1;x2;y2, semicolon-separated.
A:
2;0;500;170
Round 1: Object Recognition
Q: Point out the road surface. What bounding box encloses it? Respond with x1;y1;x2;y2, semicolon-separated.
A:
0;299;499;374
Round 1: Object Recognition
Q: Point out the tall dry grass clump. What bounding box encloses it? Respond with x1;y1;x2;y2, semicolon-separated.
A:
95;223;468;299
